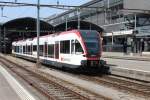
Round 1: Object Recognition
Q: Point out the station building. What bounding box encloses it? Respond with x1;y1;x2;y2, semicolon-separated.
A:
46;0;150;54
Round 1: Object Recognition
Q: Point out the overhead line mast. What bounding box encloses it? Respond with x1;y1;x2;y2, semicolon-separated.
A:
36;0;40;68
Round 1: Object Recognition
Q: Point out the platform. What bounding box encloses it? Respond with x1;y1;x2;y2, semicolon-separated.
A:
0;72;20;100
0;64;36;100
102;52;150;61
102;52;150;82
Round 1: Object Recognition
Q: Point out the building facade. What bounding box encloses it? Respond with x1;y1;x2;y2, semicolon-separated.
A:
46;0;150;53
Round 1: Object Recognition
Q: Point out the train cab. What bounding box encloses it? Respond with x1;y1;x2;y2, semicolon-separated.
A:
77;30;105;68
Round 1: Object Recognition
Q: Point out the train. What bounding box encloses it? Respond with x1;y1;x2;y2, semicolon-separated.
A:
12;29;109;73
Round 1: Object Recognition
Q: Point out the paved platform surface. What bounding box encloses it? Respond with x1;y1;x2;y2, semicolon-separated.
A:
0;65;36;100
102;52;150;82
103;58;150;72
102;52;150;61
0;72;21;100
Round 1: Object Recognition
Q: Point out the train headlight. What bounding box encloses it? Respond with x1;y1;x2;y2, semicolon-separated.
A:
81;60;87;66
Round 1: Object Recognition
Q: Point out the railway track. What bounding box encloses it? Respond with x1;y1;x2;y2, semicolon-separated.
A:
41;62;150;98
78;74;150;98
1;54;150;99
0;56;106;100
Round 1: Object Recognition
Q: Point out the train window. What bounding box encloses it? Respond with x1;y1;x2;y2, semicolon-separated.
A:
16;46;19;53
39;45;43;56
26;46;28;54
60;40;70;54
44;42;48;57
17;46;19;53
75;40;83;54
14;46;16;52
48;44;54;58
33;45;37;51
18;46;19;53
16;46;18;52
28;45;31;54
25;44;27;54
31;44;33;55
23;46;25;54
71;40;75;54
18;46;20;53
15;46;17;52
20;46;22;53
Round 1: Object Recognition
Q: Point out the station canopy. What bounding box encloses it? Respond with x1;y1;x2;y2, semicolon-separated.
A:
2;17;54;41
54;20;103;33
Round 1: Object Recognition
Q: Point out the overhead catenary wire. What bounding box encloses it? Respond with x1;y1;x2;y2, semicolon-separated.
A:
0;1;103;10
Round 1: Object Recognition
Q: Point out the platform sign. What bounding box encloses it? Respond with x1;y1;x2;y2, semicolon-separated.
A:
123;0;150;11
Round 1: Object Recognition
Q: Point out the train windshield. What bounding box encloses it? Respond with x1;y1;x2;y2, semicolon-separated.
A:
80;30;100;55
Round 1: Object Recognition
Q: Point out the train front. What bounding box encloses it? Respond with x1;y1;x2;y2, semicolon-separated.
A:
79;30;108;72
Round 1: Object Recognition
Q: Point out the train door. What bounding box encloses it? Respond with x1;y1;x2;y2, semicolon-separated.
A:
44;42;48;57
55;41;59;59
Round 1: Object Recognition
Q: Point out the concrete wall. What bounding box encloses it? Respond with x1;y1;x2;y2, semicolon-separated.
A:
124;0;150;10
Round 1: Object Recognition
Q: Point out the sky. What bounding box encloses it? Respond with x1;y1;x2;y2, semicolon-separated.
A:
0;0;92;23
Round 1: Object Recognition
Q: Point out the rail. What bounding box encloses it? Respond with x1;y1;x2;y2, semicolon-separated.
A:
0;56;98;100
78;74;150;98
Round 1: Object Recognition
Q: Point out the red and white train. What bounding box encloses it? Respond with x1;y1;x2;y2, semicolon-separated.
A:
12;30;108;72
